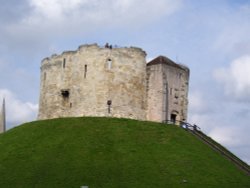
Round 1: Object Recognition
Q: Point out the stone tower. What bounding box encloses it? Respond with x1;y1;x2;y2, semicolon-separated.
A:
38;44;147;120
146;56;189;123
38;44;190;124
0;98;6;133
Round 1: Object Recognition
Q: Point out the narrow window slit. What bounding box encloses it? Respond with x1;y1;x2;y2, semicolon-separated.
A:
44;72;47;81
63;58;66;68
84;64;87;78
107;100;112;113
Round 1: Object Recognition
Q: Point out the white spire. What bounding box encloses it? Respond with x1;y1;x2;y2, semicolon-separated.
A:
0;98;6;133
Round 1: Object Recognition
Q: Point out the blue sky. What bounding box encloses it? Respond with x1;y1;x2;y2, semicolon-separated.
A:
0;0;250;163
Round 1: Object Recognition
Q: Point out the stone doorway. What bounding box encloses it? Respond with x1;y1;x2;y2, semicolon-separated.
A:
170;113;177;124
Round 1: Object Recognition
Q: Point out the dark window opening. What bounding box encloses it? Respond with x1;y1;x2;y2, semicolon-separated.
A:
170;88;173;95
107;58;112;70
175;92;179;99
63;58;66;68
171;114;176;124
179;73;182;79
61;89;70;98
84;64;87;78
44;72;47;81
107;100;112;113
70;103;72;108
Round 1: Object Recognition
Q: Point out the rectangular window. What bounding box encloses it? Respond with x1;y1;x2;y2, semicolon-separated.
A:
179;73;182;79
84;64;87;78
63;58;66;68
44;72;46;81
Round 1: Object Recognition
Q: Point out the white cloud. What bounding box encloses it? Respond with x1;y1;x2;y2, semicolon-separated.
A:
28;0;84;23
214;55;250;101
27;0;182;24
0;89;38;129
188;89;250;164
213;3;250;56
209;126;241;147
11;0;182;36
188;91;214;132
189;91;209;114
208;124;250;164
0;0;183;53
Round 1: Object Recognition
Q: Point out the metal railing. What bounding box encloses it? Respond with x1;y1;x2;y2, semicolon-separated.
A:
162;120;200;130
163;120;250;175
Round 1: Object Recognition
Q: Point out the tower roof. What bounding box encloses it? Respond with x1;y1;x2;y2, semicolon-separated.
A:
147;56;189;71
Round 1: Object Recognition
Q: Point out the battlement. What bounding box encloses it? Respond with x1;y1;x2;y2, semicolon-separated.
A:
41;44;146;67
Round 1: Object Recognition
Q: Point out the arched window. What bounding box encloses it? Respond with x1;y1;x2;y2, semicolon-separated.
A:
106;58;112;70
170;110;179;124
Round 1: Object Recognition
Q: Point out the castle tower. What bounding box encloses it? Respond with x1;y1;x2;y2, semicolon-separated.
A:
0;98;6;133
38;44;190;123
146;56;189;123
38;44;147;120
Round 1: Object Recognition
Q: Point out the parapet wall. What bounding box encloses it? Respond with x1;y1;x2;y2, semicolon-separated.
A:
38;44;147;120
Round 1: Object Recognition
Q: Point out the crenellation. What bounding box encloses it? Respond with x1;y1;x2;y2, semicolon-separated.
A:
62;51;76;56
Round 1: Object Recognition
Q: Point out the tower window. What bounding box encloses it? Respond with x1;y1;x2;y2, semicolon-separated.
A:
44;72;47;81
63;58;66;68
107;100;112;113
179;73;182;79
84;64;87;78
61;89;70;98
171;114;177;124
107;58;112;70
175;92;179;99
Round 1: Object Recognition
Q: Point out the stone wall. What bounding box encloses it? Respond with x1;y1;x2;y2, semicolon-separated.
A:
38;44;147;120
146;56;189;123
38;44;190;124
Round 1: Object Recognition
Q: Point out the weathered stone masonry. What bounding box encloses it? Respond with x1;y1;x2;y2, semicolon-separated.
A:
146;56;189;123
38;44;189;123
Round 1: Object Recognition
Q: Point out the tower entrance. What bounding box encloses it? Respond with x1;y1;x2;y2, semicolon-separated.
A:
170;114;177;124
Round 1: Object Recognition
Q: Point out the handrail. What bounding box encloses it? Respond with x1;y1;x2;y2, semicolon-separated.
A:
162;120;200;130
163;120;250;175
191;130;250;175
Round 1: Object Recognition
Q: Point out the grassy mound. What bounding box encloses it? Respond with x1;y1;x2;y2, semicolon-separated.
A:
0;117;249;188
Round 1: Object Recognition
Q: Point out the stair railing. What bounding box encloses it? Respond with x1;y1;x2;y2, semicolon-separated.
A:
163;120;250;175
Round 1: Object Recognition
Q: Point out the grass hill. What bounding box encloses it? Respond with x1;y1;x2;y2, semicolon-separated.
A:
0;117;249;188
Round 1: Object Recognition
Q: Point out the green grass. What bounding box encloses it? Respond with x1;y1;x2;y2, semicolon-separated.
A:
0;117;249;188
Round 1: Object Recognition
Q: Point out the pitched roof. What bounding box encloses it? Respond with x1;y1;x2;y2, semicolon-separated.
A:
147;56;189;71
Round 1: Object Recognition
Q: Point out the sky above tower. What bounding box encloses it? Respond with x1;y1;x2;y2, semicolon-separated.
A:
0;0;250;164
